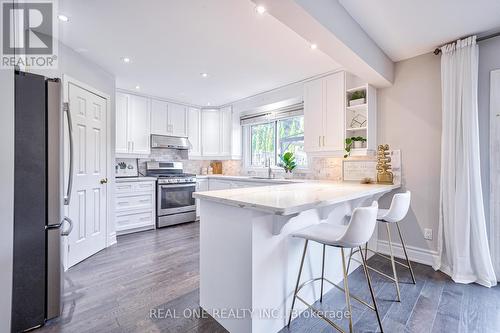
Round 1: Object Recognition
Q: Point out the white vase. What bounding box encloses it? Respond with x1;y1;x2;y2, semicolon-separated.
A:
354;141;363;149
349;98;365;106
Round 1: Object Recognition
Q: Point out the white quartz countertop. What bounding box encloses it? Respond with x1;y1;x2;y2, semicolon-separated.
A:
196;174;301;184
116;176;157;183
193;181;400;215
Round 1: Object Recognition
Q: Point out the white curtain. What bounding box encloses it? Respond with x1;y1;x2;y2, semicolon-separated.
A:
435;36;497;287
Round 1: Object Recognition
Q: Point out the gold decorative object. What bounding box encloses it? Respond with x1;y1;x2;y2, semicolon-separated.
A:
376;144;394;184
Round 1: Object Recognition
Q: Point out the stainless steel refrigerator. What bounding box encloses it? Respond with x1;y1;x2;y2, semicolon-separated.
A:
12;71;73;332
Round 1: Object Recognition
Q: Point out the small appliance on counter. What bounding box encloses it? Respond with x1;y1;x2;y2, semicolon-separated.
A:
115;158;139;178
146;161;197;228
210;161;223;174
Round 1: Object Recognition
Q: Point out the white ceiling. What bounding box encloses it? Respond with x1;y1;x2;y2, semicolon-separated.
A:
59;0;340;106
339;0;500;62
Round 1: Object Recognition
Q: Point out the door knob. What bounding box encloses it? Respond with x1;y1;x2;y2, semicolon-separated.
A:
100;178;108;184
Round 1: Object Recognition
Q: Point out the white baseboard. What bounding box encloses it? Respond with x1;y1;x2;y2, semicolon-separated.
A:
107;231;117;247
376;239;439;267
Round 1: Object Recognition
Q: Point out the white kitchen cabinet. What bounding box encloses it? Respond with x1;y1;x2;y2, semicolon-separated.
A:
151;99;169;135
201;109;221;157
303;72;345;153
198;108;232;159
195;178;209;218
208;179;232;191
169;103;188;137
220;106;232;156
188;107;202;157
116;92;151;155
151;99;187;137
116;93;129;154
115;179;156;235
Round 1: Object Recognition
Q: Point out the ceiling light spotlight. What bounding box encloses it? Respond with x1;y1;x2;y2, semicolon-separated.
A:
201;72;209;78
310;43;318;50
206;102;211;106
122;57;131;63
58;14;69;22
135;85;140;90
255;5;266;15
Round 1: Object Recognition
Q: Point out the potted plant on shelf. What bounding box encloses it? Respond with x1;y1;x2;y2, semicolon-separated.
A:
348;90;366;106
278;152;297;178
344;136;367;158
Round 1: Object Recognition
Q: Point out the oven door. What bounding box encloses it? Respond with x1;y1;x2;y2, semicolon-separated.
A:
157;183;196;216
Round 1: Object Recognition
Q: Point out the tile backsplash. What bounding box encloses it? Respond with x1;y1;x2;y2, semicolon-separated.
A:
133;148;375;181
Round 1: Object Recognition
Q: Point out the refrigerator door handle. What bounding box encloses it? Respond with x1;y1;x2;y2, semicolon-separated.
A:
63;102;74;205
61;216;73;236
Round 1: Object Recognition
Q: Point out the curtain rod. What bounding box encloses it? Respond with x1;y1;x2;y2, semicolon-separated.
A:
433;32;500;55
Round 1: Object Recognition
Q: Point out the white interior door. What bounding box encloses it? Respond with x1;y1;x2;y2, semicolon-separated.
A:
67;82;107;268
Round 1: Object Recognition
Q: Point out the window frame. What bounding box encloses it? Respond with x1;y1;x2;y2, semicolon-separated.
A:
242;115;309;172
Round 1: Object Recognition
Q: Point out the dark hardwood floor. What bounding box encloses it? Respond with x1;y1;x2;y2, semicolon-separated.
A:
38;222;500;333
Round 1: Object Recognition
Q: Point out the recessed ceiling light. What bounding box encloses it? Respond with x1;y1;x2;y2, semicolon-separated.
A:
206;102;211;106
310;43;318;50
122;57;131;63
58;14;69;22
201;73;209;78
135;85;140;90
255;5;266;14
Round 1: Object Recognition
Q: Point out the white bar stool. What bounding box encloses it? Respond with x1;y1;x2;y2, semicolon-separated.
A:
288;201;383;333
347;191;415;302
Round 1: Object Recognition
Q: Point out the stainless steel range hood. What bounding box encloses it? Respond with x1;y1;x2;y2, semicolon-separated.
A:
150;135;191;150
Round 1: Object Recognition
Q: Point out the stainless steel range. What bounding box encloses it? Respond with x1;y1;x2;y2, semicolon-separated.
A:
146;161;197;228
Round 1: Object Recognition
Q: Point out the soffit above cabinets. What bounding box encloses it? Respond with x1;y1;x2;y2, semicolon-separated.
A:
58;0;340;106
338;0;500;61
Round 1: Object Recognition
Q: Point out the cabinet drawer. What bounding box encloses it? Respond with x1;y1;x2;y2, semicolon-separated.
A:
115;193;153;211
116;211;155;231
116;181;155;194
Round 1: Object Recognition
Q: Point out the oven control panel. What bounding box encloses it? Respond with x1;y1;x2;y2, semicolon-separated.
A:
157;177;196;185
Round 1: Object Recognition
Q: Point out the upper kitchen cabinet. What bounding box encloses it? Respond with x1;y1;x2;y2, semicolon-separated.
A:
116;92;151;156
187;107;201;157
303;71;376;156
200;109;221;157
220;106;232;156
151;99;187;137
197;107;233;159
304;71;345;154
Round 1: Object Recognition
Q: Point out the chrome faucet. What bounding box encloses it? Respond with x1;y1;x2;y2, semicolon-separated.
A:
266;157;273;179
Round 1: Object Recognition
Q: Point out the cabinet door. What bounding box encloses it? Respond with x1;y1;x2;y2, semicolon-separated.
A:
208;179;231;190
303;79;324;152
323;72;345;151
220;106;232;156
116;92;129;153
129;95;151;155
151;99;169;135
201;109;221;156
168;103;188;137
188;107;201;156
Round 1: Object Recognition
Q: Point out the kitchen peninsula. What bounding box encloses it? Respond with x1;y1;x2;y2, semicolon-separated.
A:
194;181;399;333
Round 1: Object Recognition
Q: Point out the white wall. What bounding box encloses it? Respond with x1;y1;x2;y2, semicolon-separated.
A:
0;68;14;333
377;52;442;255
478;35;500;228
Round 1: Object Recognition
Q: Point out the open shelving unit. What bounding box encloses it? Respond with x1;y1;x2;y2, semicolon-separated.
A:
344;73;377;156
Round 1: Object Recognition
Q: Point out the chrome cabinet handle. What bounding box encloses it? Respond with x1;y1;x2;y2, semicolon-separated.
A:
64;102;74;206
61;216;73;236
318;136;321;147
100;178;108;184
323;136;325;146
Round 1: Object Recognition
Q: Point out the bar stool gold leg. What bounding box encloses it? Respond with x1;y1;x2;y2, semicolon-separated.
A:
386;224;401;302
359;247;384;333
288;240;309;327
346;248;353;273
320;244;326;302
341;248;354;333
395;222;416;284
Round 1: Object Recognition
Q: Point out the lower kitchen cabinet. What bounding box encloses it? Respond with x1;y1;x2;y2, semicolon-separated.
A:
115;179;156;235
